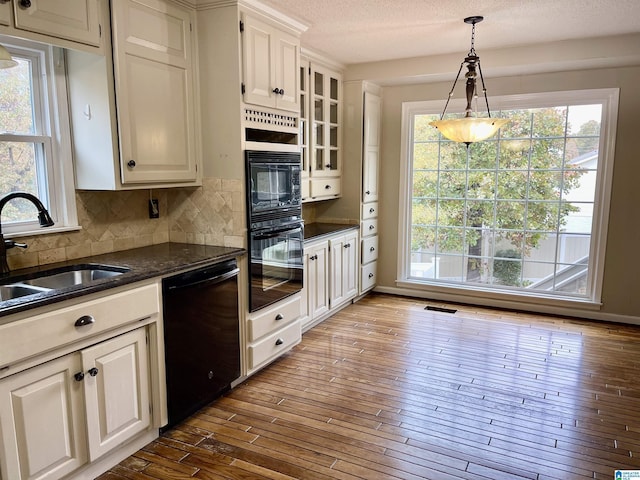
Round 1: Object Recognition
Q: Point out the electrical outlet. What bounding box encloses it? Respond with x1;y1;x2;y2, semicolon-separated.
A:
149;199;159;218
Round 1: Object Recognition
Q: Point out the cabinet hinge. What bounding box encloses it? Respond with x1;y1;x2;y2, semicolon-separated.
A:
308;66;311;75
99;24;102;38
241;83;246;95
190;22;193;32
239;20;244;33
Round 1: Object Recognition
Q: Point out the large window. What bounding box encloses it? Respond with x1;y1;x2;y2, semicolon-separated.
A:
399;89;618;305
0;37;76;236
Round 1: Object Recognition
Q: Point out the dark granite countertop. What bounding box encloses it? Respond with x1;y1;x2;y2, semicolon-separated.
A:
304;222;359;242
0;243;246;319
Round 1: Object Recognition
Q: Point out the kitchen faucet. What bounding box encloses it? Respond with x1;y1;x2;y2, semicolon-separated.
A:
0;192;55;275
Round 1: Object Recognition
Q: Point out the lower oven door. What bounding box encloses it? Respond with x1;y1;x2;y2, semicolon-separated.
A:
249;221;304;312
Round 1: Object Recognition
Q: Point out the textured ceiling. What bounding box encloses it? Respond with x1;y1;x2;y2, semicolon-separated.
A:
257;0;640;65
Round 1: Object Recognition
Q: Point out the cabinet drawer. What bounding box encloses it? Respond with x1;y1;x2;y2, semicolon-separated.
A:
249;320;301;371
361;262;377;292
361;202;378;220
361;218;378;238
301;178;311;201
248;294;301;342
361;235;379;264
310;178;341;199
0;284;160;369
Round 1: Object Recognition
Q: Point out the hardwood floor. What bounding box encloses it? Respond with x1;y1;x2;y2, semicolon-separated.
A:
99;293;640;479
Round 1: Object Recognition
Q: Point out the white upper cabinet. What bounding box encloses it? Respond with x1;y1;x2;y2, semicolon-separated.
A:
13;0;102;46
0;0;103;50
69;0;200;189
241;11;300;112
111;0;198;184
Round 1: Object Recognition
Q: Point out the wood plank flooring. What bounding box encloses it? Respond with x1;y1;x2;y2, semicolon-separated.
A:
99;293;640;479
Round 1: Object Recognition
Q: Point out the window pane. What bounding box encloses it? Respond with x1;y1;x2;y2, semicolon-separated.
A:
0;142;39;221
0;57;35;134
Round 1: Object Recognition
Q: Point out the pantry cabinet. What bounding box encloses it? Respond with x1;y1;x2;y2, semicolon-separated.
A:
241;11;300;112
68;0;201;189
0;0;103;50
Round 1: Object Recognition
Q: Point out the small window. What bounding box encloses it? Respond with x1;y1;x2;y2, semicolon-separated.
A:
0;37;77;236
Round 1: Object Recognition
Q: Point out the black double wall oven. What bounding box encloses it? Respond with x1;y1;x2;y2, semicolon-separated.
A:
246;150;304;312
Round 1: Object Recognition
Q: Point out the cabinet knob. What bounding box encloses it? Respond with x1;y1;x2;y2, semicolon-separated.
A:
19;0;31;7
310;254;317;261
127;159;136;168
325;184;331;189
344;243;350;248
366;191;371;195
272;88;284;95
369;225;375;230
275;313;284;321
369;273;374;278
325;164;331;169
74;372;85;382
88;367;99;377
74;315;95;327
275;338;284;346
369;208;375;213
370;246;375;252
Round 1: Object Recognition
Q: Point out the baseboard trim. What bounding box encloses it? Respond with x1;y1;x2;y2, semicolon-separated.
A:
373;286;640;326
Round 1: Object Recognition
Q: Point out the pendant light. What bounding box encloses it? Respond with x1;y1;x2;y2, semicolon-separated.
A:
0;44;17;69
430;16;508;146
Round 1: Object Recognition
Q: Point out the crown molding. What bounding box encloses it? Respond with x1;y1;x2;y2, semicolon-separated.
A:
196;0;308;33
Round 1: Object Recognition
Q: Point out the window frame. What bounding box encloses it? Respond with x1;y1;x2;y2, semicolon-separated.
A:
0;36;78;237
398;88;619;309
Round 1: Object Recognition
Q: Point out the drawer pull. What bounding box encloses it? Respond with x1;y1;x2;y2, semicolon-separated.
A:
369;225;375;230
74;372;85;382
88;367;99;377
275;314;284;321
275;338;284;346
74;315;95;327
369;208;375;213
344;243;351;249
370;246;375;252
368;273;374;278
366;190;371;195
325;184;332;189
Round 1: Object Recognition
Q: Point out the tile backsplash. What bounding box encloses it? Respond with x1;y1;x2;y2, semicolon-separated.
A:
6;177;245;271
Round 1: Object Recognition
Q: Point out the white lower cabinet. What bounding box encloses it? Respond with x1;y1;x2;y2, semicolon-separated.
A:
246;294;302;373
0;282;163;480
0;327;150;480
301;228;359;331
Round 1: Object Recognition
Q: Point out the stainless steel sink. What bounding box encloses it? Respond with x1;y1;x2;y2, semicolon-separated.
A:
20;265;129;289
0;264;130;300
0;284;50;301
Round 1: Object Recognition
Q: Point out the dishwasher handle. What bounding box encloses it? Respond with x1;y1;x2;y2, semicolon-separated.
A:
166;267;239;291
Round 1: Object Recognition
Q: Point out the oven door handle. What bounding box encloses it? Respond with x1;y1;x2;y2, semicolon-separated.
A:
253;225;302;240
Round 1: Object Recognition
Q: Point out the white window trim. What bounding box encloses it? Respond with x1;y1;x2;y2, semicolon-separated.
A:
0;37;78;238
397;88;619;308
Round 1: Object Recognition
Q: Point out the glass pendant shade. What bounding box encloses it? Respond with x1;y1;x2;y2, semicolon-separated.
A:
430;117;509;144
0;44;17;69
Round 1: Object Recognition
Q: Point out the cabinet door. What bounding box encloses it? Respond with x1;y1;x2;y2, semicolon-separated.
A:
344;230;359;300
310;64;342;178
362;91;382;203
111;0;198;184
13;0;101;46
0;354;87;480
0;1;10;26
274;29;299;111
242;13;274;108
307;241;329;319
82;328;150;461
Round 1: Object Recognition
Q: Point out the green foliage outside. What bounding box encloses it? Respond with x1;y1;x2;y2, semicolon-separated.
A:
493;249;523;286
412;106;596;283
0;56;41;222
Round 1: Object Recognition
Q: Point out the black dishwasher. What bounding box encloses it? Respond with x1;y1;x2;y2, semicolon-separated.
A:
161;259;240;430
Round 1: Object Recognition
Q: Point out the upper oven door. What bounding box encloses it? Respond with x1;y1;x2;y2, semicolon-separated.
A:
246;151;301;214
249;221;304;312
